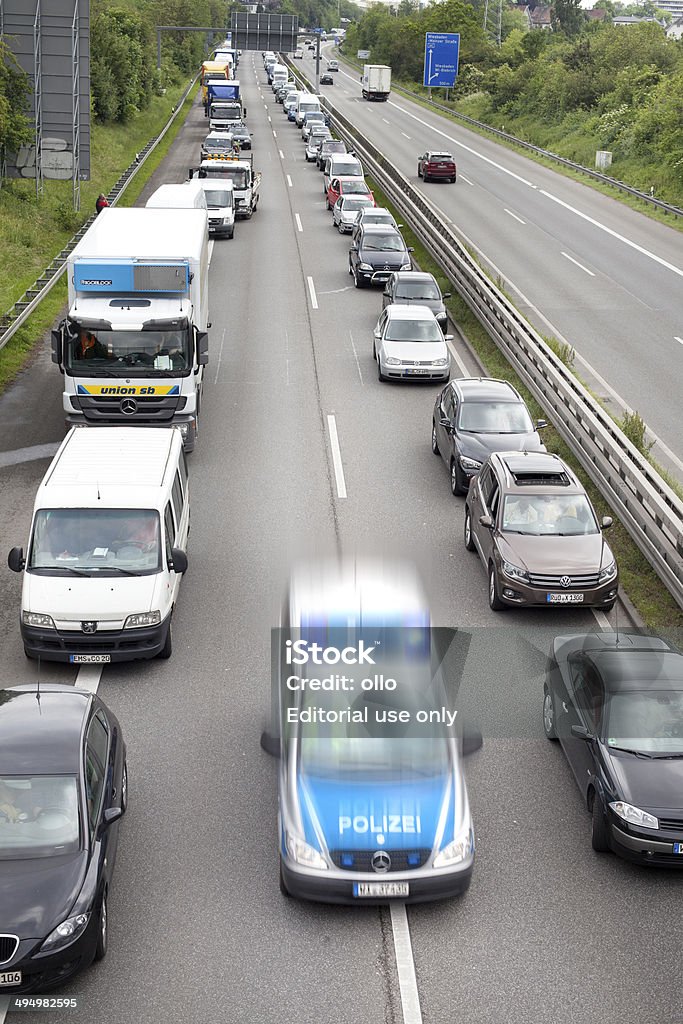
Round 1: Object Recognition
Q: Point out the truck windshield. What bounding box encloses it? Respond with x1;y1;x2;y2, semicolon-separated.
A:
203;166;248;188
28;508;162;576
65;327;192;376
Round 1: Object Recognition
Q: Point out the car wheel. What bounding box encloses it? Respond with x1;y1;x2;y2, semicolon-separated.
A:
353;267;365;289
120;761;129;812
464;508;476;551
338;221;345;234
488;564;504;610
431;421;440;455
450;458;464;496
157;619;172;659
227;228;234;240
417;167;422;178
325;197;331;210
94;892;108;961
377;360;387;383
591;792;611;853
542;687;558;740
348;261;353;276
279;860;292;897
451;176;457;184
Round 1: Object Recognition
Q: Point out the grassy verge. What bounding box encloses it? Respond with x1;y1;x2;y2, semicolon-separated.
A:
0;79;198;393
366;172;683;630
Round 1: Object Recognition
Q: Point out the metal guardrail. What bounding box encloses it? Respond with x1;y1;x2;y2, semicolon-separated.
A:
0;75;199;355
283;57;683;609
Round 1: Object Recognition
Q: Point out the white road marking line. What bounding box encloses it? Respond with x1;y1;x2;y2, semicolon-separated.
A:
208;239;215;265
349;330;364;384
214;327;227;385
264;103;268;109
273;130;278;138
401;132;412;140
445;337;469;377
286;174;293;187
542;190;683;280
327;415;347;498
295;213;303;232
319;286;354;295
504;208;526;225
268;115;272;122
307;276;319;309
279;149;285;159
382;117;391;124
0;443;59;468
592;610;611;629
561;251;595;277
0;995;9;1022
75;665;103;693
390;903;423;1024
460;174;474;185
676;336;683;346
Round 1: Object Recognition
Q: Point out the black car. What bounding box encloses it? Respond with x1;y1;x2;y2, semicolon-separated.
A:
320;73;333;85
431;378;546;495
383;271;449;331
0;685;127;993
348;225;413;289
544;632;683;866
230;124;252;150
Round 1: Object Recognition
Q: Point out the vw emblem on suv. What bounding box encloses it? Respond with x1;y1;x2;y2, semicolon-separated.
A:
120;397;137;415
371;850;391;874
81;621;97;634
560;575;572;588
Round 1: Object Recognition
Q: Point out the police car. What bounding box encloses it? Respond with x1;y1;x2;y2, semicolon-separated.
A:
269;560;476;904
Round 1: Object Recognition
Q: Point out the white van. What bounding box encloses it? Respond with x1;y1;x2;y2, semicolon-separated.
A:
323;153;363;194
146;181;208;213
295;94;321;127
8;427;190;664
196;178;235;238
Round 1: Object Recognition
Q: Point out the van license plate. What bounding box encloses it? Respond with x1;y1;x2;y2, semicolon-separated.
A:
354;882;409;898
69;654;111;664
546;593;584;603
0;972;21;986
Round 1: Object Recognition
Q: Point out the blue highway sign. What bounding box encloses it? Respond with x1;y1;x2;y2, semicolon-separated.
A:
423;32;460;88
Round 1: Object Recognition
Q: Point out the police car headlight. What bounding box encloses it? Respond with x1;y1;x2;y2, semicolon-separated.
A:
124;611;162;629
23;611;55;629
286;833;328;870
433;828;474;868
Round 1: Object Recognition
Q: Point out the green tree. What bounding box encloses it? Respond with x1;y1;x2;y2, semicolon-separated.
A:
0;40;32;154
552;0;585;36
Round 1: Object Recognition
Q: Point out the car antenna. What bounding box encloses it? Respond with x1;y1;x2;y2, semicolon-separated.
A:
35;656;42;711
614;598;620;645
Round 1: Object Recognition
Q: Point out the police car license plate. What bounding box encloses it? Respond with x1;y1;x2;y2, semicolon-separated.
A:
674;843;683;854
69;654;111;664
353;882;409;898
0;971;21;986
546;593;584;603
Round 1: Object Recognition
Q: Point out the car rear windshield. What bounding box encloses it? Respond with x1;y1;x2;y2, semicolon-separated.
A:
395;280;440;300
501;494;598;535
323;142;345;153
605;690;683;754
428;154;453;163
458;401;532;434
332;161;361;176
0;776;80;859
363;233;405;252
385;320;442;342
28;508;162;575
343;197;373;211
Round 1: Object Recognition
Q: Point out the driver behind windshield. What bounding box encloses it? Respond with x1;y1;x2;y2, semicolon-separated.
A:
75;330;110;361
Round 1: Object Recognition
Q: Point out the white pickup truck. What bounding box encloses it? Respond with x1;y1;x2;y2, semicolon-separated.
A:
191;156;261;218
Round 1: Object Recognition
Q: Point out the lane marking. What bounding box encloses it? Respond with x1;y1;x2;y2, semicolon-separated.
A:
349;330;364;384
286;174;293;187
592;609;611;629
561;251;596;277
445;336;469;377
0;443;60;469
382;118;391;125
208;239;215;265
273;130;278;138
75;665;103;694
279;149;285;159
675;336;683;346
268;115;271;122
214;327;227;385
504;208;526;225
295;213;303;232
401;132;412;140
0;995;9;1022
307;276;319;309
460;174;474;186
327;415;347;498
390;903;423;1024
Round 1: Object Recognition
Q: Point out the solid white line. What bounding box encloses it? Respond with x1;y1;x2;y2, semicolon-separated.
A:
460;174;474;186
0;995;9;1022
286;174;293;187
504;208;526;225
327;415;347;499
592;609;611;629
401;132;412;140
446;337;469;377
279;149;285;159
295;213;303;232
561;251;595;277
307;276;319;309
75;665;103;694
390;903;423;1024
214;327;227;384
349;330;364;384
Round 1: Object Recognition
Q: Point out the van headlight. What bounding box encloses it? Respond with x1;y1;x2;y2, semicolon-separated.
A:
23;611;55;629
433;828;474;868
598;561;617;583
610;801;658;830
124;611;162;629
286;833;328;870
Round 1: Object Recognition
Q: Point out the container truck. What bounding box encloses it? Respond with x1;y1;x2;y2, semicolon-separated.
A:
361;64;391;101
207;81;245;127
51;208;210;453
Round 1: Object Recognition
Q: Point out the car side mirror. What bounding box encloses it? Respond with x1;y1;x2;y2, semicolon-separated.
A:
536;419;548;429
443;292;452;299
407;247;414;253
170;548;188;574
444;334;454;341
8;547;25;572
397;223;404;229
350;245;358;253
100;806;123;833
196;330;209;366
601;516;613;529
478;515;494;530
51;329;62;365
260;729;281;758
571;724;593;741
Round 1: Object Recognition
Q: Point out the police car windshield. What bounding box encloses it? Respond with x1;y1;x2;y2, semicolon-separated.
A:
0;776;80;860
28;509;162;576
65;327;192;376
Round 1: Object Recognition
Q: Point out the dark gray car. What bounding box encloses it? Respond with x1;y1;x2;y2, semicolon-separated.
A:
383;272;450;332
348;225;413;288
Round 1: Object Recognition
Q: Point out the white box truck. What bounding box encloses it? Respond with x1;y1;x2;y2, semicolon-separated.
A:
51;208;210;453
361;64;391;101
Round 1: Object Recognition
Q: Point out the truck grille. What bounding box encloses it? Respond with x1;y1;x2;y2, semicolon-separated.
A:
527;571;600;589
74;395;185;423
330;849;430;872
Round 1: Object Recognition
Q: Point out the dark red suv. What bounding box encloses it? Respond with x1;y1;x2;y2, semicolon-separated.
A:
417;151;457;183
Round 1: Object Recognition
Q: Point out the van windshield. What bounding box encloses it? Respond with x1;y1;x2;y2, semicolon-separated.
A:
64;325;192;376
28;509;162;576
204;189;233;209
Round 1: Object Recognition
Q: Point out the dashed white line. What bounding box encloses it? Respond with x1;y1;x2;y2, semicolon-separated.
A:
268;115;272;122
327;415;347;498
273;130;278;138
279;149;284;159
214;327;227;384
401;132;412;140
390;904;423;1024
460;174;474;186
307;276;319;309
382;117;391;124
295;213;303;232
675;336;683;346
208;239;215;265
504;208;526;225
286;174;293;187
349;330;364;384
561;251;595;277
75;665;103;693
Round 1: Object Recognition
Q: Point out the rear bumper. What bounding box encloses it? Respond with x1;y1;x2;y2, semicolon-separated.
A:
20;612;171;663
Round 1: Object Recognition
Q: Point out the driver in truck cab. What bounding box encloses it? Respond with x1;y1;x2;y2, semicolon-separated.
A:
76;330;110;361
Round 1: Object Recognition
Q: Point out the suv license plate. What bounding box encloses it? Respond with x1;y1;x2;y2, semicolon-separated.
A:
547;593;584;603
354;882;409;898
0;972;21;986
69;654;111;664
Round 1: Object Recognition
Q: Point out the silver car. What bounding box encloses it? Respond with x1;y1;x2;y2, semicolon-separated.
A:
333;195;376;233
305;129;332;162
373;305;452;383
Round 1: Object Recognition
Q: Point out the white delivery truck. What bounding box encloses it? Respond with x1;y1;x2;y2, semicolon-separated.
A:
8;427;190;663
51;208;210;453
361;64;391;101
145;182;208;215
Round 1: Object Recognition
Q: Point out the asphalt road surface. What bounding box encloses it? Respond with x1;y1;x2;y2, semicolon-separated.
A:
0;54;680;1024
